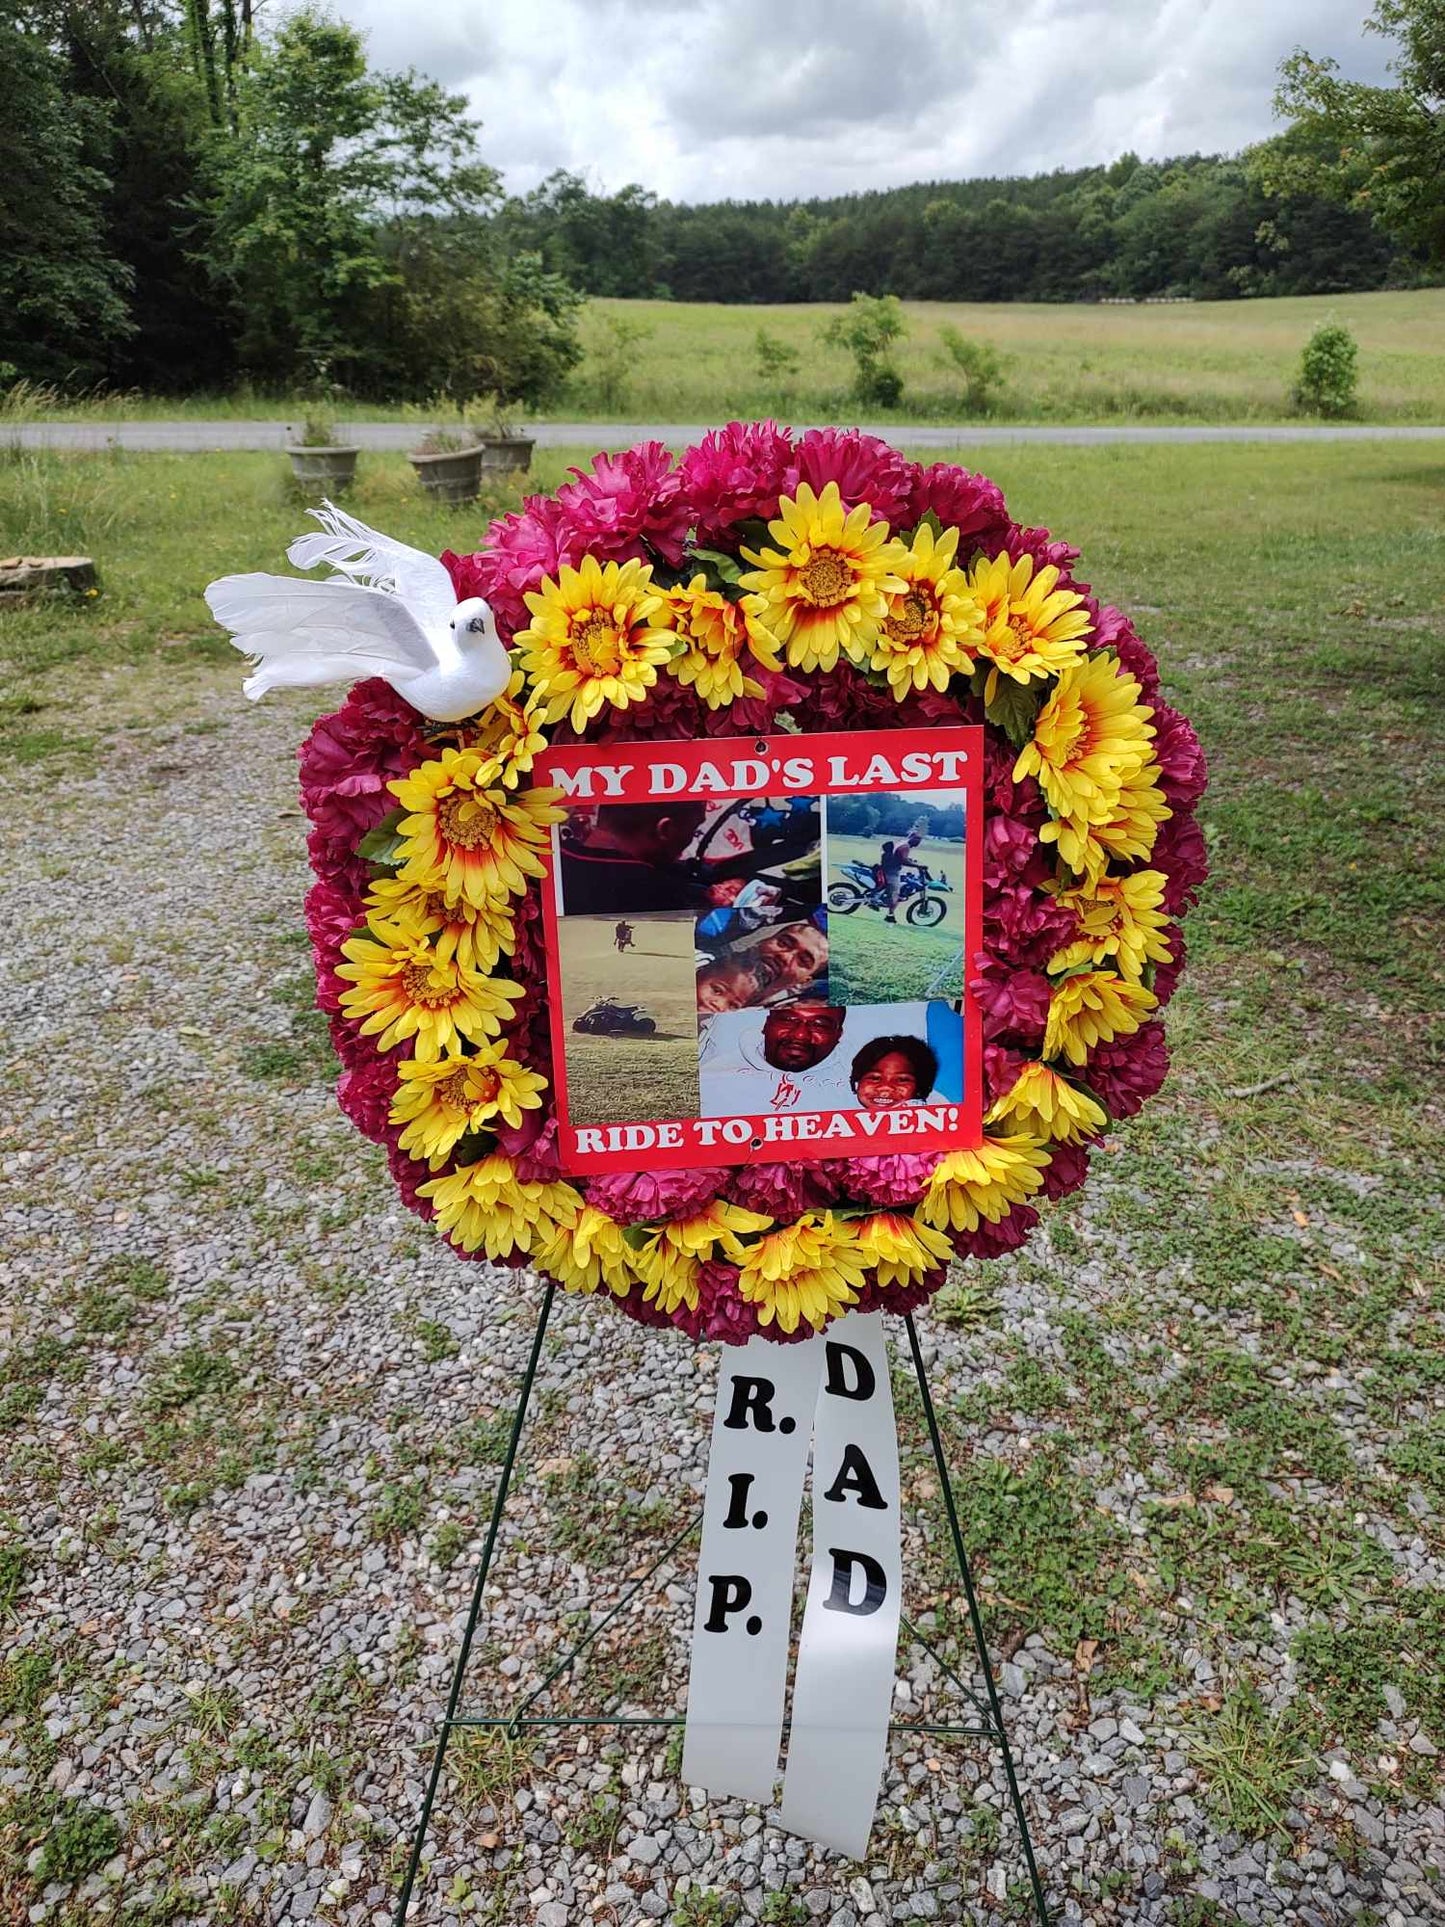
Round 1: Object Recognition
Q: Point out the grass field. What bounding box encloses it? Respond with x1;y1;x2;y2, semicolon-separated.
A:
7;287;1443;427
2;436;1444;1906
555;913;700;1126
827;832;965;1005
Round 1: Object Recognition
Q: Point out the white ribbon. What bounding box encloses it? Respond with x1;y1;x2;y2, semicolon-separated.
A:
682;1313;903;1853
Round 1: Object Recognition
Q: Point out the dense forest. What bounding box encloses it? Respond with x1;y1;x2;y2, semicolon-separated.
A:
1;0;1438;395
497;150;1422;308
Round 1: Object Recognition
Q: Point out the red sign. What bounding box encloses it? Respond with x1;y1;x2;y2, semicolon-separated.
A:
534;727;984;1175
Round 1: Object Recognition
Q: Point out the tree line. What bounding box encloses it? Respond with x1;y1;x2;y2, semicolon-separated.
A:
2;0;1438;396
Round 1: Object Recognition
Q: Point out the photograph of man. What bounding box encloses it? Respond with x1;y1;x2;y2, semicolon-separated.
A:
874;830;926;921
698;999;849;1114
557;802;709;915
694;913;828;1014
848;1034;939;1107
613;919;635;953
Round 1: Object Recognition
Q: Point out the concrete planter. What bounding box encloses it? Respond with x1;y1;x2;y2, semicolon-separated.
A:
478;435;535;477
409;444;486;504
287;445;360;492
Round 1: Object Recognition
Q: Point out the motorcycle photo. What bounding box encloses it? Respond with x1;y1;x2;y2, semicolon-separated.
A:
826;858;953;928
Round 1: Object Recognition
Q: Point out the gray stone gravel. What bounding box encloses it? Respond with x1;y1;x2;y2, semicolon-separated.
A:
2;667;1442;1925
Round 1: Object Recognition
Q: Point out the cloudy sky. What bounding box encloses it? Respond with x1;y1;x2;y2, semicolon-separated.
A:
331;0;1392;204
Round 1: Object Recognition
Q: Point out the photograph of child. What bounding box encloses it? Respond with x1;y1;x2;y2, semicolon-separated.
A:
699;999;962;1119
691;795;825;1015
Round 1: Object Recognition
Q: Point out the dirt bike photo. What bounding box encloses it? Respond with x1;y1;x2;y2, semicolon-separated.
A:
826;858;952;928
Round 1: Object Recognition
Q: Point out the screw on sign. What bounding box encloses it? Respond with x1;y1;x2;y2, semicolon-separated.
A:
207;422;1206;1911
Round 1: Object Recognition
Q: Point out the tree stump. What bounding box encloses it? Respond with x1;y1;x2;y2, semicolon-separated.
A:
0;556;98;601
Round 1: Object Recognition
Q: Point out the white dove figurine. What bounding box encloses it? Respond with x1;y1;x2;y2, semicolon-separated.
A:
205;503;511;722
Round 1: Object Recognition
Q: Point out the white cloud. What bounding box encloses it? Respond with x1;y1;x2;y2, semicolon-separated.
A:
330;0;1395;202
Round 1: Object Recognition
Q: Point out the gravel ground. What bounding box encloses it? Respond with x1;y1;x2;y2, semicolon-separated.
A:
2;673;1442;1927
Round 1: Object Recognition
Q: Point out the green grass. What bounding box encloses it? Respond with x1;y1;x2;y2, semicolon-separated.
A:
6;289;1442;427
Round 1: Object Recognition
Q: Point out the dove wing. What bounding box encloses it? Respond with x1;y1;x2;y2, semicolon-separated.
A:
285;503;457;631
205;573;436;699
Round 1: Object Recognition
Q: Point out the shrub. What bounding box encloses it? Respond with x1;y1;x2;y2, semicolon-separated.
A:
752;328;800;398
586;312;653;412
937;324;1008;415
823;292;907;409
1292;319;1359;418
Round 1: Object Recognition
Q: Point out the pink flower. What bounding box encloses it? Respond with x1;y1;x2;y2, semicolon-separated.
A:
468;494;586;641
1001;524;1082;577
971;953;1050;1046
1152;925;1186;1009
854;1270;945;1320
337;1053;399;1143
305;878;363;1012
983;812;1050;892
723;1160;843;1218
1040;1140;1090;1200
1151;703;1208;811
1152;812;1209;917
984;1043;1030;1108
387;1140;436;1220
677;420;795;547
1090;606;1161;702
328;1010;375;1073
697;1260;762;1345
1086;1021;1169;1119
299;678;428;877
585;1165;732;1221
986;883;1076;970
836;1153;939;1207
785;429;915;526
949;1201;1039;1261
556;441;690;566
907;463;1010;552
705;666;811;737
792;661;904;732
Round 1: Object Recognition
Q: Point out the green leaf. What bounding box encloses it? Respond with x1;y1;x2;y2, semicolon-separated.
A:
688;546;747;585
357;807;406;867
906;510;944;543
984;675;1045;749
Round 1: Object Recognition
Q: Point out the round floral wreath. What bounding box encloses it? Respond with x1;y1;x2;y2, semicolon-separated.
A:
300;423;1207;1344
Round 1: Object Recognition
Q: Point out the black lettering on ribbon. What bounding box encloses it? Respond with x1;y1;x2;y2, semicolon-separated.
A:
723;1374;795;1434
821;1441;887;1511
823;1342;876;1402
821;1549;888;1617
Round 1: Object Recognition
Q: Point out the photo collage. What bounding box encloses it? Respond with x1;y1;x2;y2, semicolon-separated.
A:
549;782;970;1140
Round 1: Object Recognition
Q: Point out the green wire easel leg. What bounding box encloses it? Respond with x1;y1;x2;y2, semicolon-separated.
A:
392;1293;1051;1925
905;1313;1052;1927
392;1282;556;1925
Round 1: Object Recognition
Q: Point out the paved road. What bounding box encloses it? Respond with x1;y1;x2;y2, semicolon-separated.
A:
9;419;1445;452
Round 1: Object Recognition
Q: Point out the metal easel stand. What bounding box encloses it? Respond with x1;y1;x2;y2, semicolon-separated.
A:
392;1285;1051;1926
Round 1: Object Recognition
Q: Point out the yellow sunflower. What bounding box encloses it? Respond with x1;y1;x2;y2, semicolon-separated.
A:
389;1045;548;1168
535;1204;636;1299
1049;870;1174;979
1093;755;1172;870
336;907;522;1060
632;1199;773;1315
1014;656;1156;880
363;876;514;974
515;555;674;731
867;521;985;698
853;1212;956;1290
985;1061;1107;1143
735;1212;870;1335
419;1157;581;1261
739;482;907;673
968;552;1092;701
390;748;561;911
662;576;781;708
460;669;549;788
1043;971;1157;1066
918;1135;1051;1234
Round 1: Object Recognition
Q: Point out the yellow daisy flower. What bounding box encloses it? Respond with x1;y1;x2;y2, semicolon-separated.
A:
1092;756;1172;870
419;1157;581;1261
389;747;561;911
632;1199;774;1316
336;907;522;1060
389;1045;548;1169
853;1212;956;1290
1044;971;1157;1067
735;1212;870;1335
739;482;907;673
460;669;549;788
867;521;984;698
968;552;1092;701
535;1204;636;1299
662;576;781;708
918;1135;1051;1234
1014;656;1156;878
1049;871;1174;980
515;555;674;732
985;1061;1107;1143
363;876;515;974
